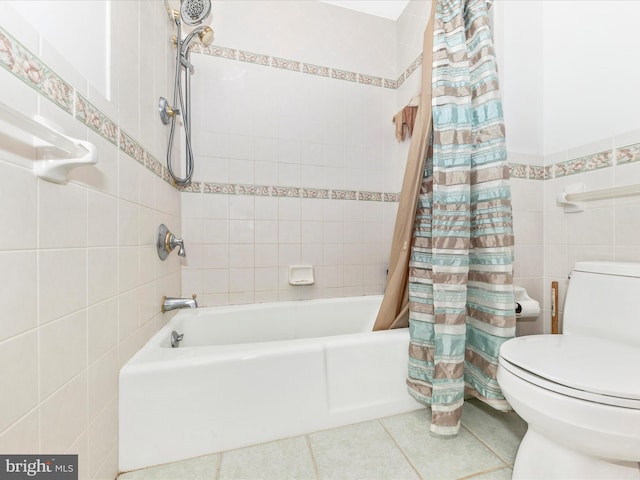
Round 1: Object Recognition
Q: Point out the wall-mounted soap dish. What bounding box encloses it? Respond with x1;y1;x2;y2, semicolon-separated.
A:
288;265;314;286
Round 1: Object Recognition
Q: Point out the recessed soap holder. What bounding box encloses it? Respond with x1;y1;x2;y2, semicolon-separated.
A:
288;265;314;286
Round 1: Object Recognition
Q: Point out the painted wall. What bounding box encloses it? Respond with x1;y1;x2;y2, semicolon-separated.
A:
0;3;180;479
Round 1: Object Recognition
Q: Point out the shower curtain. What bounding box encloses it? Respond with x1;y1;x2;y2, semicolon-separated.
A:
374;0;515;435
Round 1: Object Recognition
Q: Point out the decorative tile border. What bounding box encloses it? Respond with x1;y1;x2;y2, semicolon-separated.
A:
509;163;527;179
0;25;176;188
119;130;145;164
4;24;639;200
75;94;118;145
616;143;640;165
191;43;423;91
302;63;330;77
238;50;270;66
271;56;300;72
0;28;74;113
195;183;400;202
529;165;548;181
554;150;612;177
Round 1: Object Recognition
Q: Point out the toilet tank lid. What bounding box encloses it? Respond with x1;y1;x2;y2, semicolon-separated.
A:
573;261;640;278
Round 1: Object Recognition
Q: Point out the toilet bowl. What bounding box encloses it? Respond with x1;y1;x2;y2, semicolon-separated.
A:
497;262;640;479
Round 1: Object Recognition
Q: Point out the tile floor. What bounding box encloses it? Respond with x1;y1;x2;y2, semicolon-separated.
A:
118;399;527;480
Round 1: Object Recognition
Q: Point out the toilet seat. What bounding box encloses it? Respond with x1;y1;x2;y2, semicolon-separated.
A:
499;334;640;409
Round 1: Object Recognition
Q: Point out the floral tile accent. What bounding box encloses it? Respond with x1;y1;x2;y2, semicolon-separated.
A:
145;152;164;177
331;190;357;201
273;186;301;197
204;183;236;194
272;57;301;72
75;94;118;145
509;163;528;179
384;78;398;89
616;143;640;165
555;150;612;177
527;165;546;180
119;129;144;164
358;74;383;87
358;191;383;201
405;55;422;79
0;27;74;113
396;72;406;88
544;165;554;180
238;50;270;66
199;44;237;60
302;63;330;77
235;184;253;195
302;188;330;199
253;185;271;196
331;68;358;83
383;192;400;202
178;181;202;193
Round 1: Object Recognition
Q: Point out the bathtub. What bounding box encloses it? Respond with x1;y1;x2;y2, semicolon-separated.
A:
118;295;419;472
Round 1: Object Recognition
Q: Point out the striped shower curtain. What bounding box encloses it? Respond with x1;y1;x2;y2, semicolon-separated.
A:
405;0;515;435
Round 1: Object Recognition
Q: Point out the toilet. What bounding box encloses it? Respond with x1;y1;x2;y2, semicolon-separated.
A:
497;261;640;479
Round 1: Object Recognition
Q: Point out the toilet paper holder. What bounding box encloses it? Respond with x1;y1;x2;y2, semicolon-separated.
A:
514;286;541;318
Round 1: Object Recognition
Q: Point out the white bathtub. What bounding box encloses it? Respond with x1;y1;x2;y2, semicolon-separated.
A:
118;295;419;472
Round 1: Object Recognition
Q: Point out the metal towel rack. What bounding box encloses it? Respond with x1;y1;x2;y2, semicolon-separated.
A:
0;101;97;183
557;182;640;213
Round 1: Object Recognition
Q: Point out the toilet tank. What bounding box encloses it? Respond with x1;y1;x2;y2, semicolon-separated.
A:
564;261;640;347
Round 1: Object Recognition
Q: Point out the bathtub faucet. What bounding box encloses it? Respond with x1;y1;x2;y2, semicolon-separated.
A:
162;294;198;313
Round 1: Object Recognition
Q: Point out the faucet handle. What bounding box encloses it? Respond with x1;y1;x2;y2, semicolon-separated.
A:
157;224;187;259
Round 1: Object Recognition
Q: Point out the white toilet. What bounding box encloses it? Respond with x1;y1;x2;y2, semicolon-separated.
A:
497;261;640;479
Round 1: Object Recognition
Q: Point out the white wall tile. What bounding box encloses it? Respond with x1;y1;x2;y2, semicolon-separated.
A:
0;332;38;432
39;249;87;325
0;252;37;343
39;180;87;248
87;299;118;365
87;347;118;422
40;372;88;454
0;161;37;250
39;311;87;400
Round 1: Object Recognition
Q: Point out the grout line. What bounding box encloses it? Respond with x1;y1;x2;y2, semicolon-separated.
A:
378;418;424;480
460;423;513;467
214;450;222;480
455;463;511;480
305;434;321;480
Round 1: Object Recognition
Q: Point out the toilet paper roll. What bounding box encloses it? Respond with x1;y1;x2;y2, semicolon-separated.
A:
515;299;541;318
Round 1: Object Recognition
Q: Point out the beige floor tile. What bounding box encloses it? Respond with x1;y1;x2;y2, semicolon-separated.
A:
381;409;507;480
118;454;219;480
309;420;419;480
219;436;316;480
461;400;527;465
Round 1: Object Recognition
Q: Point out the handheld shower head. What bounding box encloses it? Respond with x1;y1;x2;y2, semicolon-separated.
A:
180;0;211;26
198;26;214;46
181;26;215;54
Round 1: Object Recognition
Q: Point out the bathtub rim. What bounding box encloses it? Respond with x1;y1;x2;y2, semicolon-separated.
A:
122;294;395;371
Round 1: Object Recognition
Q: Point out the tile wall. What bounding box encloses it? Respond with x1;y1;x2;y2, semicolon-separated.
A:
179;2;410;304
1;1;640;478
0;3;180;480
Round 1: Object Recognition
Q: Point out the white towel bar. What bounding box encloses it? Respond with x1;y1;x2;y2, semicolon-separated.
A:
0;101;97;183
557;182;640;213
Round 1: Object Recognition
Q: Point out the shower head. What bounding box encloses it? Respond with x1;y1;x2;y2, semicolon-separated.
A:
181;26;215;54
180;0;211;26
198;26;214;46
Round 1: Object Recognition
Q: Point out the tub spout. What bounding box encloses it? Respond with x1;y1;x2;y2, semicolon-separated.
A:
162;294;198;313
